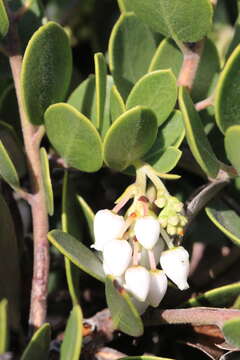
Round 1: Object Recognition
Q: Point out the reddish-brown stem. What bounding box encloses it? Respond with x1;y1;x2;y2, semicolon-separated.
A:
7;17;49;329
144;307;240;328
177;41;204;90
195;95;214;111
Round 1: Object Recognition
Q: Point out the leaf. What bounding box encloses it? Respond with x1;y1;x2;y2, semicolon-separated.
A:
223;318;240;348
225;126;240;175
109;12;156;100
0;194;20;330
45;103;103;172
0;0;9;39
184;282;240;308
21;323;51;360
21;21;72;125
60;305;83;360
0;121;26;178
99;76;114;138
0;299;8;354
144;110;185;161
149;38;220;102
125;0;213;42
95;52;107;130
62;171;83;305
215;44;240;133
205;199;240;247
110;85;125;123
179;86;220;178
48;230;105;283
146;147;182;173
103;106;158;171
105;276;144;337
126;70;177;127
76;195;94;242
68;75;96;121
0;140;20;189
40;148;54;216
119;357;174;360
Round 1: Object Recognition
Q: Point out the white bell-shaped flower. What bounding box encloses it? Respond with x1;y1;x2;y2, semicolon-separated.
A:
103;239;132;277
134;216;160;250
160;246;190;290
92;209;126;251
148;270;168;307
125;265;150;302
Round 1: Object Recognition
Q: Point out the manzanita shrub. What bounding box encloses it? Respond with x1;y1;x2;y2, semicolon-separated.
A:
1;0;240;359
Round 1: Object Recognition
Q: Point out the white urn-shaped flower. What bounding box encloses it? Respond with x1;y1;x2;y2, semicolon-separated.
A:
148;270;168;307
103;238;132;277
125;265;150;302
160;246;190;290
134;216;160;250
92;209;126;251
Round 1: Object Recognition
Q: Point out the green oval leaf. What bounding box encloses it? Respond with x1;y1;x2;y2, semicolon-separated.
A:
215;44;240;133
60;305;83;360
95;52;107;130
40;148;54;216
124;0;213;42
48;230;105;283
62;171;83;305
206;199;240;247
0;140;20;190
0;0;9;39
149;38;220;102
0;299;8;354
105;276;144;337
103;106;158;171
68;75;96;122
21;323;51;360
21;21;72;125
184;282;240;308
179;86;220;178
76;195;94;242
45;103;103;172
225;126;240;175
223;317;240;348
109;12;156;100
126;70;177;127
146;147;182;174
144;110;185;159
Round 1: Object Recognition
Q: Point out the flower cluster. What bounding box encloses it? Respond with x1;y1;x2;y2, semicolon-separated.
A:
92;164;190;314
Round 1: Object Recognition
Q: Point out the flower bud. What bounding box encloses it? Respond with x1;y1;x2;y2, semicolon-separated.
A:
103;239;132;277
134;216;160;250
125;266;150;302
93;209;126;251
160;246;190;290
148;270;168;307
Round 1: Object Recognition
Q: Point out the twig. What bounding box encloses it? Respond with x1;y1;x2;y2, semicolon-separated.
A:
177;41;204;90
95;347;127;360
143;307;240;328
6;13;49;329
195;95;214;111
185;169;230;231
